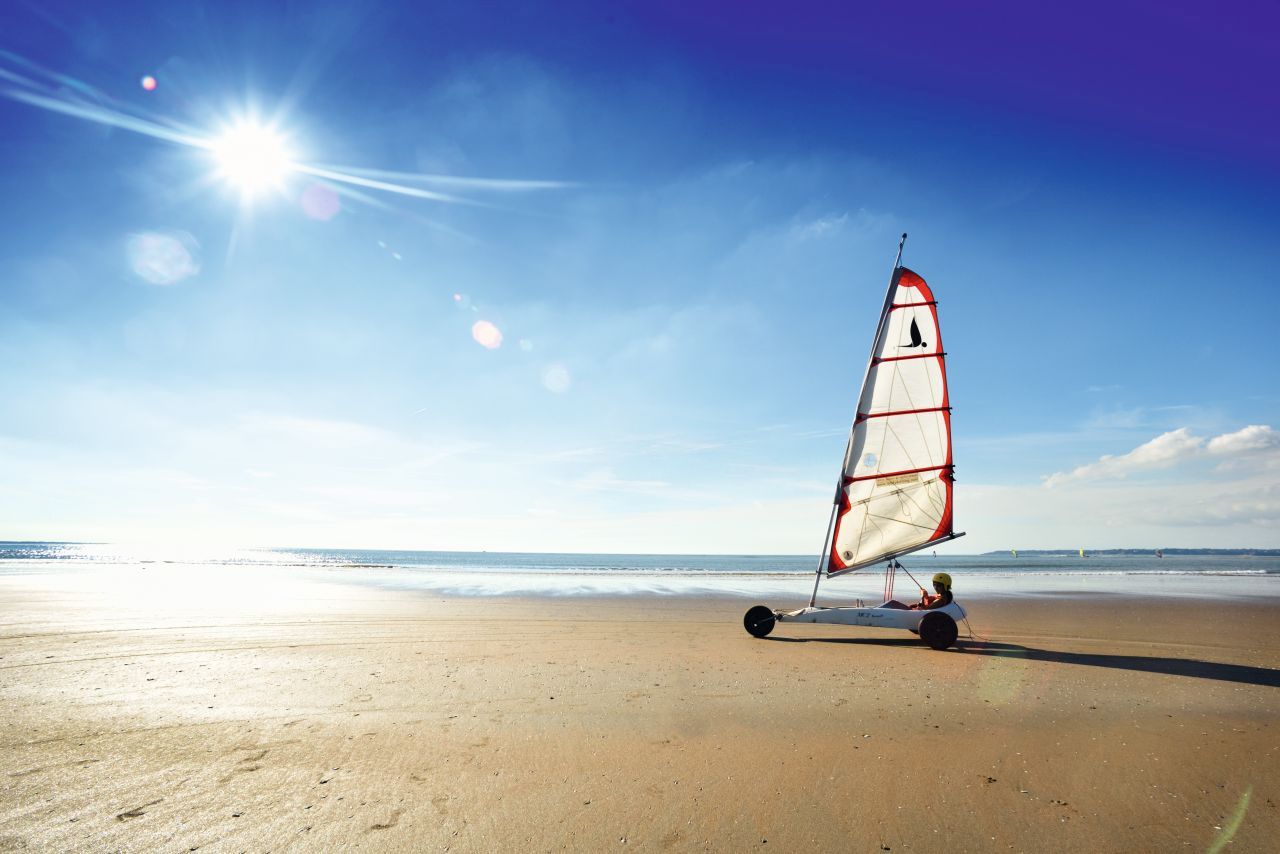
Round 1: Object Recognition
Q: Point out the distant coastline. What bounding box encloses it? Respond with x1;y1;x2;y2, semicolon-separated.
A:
985;548;1280;557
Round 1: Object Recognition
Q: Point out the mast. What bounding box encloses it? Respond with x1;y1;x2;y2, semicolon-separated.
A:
808;233;908;607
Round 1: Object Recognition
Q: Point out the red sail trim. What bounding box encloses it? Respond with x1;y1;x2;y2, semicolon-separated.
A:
897;268;928;290
826;473;854;573
918;269;954;542
873;352;946;365
889;300;937;309
855;405;950;423
930;465;955;540
847;464;951;484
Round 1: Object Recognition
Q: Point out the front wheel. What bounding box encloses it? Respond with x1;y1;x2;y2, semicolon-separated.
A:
918;612;958;650
743;605;776;638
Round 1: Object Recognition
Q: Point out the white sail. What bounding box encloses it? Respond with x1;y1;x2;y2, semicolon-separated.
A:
827;267;953;576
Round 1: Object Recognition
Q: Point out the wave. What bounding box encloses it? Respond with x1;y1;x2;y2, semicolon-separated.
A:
3;543;1277;580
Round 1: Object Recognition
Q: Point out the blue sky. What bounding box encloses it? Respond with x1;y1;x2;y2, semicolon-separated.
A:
3;1;1278;553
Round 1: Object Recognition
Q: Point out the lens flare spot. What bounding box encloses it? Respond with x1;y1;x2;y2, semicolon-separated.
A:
518;338;533;352
472;320;503;349
140;75;157;92
299;182;340;220
127;231;200;285
542;364;571;393
976;653;1029;705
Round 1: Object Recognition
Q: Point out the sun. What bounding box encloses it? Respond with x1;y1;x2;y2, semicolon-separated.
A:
210;121;294;198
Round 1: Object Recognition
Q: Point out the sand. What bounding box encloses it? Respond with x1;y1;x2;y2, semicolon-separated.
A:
1;566;1277;852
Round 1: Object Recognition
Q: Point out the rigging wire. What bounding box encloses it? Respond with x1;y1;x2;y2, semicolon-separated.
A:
961;615;991;642
896;561;929;595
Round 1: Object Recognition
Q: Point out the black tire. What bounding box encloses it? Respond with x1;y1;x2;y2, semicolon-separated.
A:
919;612;958;650
744;605;776;638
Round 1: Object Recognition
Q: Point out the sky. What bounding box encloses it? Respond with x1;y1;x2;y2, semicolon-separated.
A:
2;0;1279;554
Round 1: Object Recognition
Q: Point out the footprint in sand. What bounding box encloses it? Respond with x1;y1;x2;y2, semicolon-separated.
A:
116;799;163;821
220;764;261;783
659;830;683;849
369;808;403;831
220;749;268;782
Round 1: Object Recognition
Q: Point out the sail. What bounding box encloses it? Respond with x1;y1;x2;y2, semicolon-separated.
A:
827;267;953;576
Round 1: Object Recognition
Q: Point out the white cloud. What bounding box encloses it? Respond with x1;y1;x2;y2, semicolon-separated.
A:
1044;424;1280;487
1043;428;1203;487
1206;425;1279;456
961;475;1280;551
558;468;673;496
788;212;849;241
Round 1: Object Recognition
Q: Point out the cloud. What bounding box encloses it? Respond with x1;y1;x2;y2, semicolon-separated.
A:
785;208;895;244
1044;424;1279;487
558;468;672;496
962;475;1280;551
787;212;848;241
1043;427;1204;487
1137;480;1280;529
1206;425;1279;456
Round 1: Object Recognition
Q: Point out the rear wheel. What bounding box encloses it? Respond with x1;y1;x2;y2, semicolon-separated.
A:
919;612;958;650
743;605;776;638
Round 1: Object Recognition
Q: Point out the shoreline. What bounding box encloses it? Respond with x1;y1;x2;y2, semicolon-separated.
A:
5;558;1277;604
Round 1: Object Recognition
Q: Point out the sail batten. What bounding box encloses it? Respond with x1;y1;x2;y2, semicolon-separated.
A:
846;463;950;484
874;351;946;365
825;266;954;576
856;405;951;422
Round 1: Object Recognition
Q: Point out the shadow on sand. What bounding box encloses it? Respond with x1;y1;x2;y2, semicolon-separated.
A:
763;636;1280;689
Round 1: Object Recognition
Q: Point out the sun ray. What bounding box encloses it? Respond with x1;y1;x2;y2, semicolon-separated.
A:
0;50;576;213
308;164;578;192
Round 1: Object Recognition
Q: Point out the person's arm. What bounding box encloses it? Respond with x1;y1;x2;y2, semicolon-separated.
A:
911;592;938;610
923;590;953;610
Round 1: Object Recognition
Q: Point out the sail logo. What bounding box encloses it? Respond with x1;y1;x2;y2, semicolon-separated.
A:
900;318;928;349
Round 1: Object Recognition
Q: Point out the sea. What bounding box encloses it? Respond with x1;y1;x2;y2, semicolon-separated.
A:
2;542;1277;601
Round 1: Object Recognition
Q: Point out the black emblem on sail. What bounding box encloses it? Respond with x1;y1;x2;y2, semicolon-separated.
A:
901;318;927;349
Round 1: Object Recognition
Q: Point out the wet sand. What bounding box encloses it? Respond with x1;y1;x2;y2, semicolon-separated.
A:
1;567;1277;852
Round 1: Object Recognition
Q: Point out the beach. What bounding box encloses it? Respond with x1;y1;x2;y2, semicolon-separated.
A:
1;565;1277;852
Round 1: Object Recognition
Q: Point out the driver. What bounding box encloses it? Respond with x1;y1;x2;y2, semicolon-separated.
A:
912;572;953;610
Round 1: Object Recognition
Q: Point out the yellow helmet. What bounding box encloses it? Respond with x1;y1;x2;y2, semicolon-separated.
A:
932;572;952;589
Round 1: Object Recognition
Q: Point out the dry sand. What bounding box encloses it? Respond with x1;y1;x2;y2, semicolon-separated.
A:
1;567;1277;852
